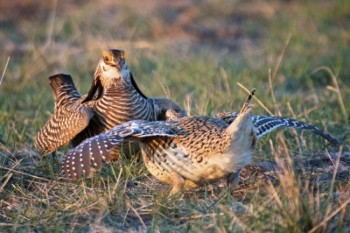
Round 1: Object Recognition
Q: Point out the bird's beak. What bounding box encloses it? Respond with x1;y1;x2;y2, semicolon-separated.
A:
102;50;114;63
82;49;125;103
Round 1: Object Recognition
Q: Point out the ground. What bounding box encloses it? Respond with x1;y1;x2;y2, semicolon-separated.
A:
0;0;349;232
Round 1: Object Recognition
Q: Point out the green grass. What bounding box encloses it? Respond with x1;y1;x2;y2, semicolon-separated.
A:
0;0;349;232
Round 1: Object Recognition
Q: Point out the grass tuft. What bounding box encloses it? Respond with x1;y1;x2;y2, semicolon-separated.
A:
0;0;349;231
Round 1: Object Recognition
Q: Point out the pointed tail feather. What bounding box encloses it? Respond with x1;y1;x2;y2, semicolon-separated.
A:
225;89;255;135
240;88;255;114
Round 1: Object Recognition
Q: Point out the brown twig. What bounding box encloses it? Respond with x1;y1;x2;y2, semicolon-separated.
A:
0;172;13;193
0;165;51;182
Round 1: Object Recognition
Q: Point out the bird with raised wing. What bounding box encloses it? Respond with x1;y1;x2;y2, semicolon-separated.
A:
34;74;94;156
61;88;340;196
62;89;257;195
35;49;186;159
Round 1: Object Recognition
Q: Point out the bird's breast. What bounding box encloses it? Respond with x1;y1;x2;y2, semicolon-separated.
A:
93;90;155;130
140;136;242;186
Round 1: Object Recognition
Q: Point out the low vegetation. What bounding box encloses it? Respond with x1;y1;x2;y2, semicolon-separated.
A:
0;0;349;231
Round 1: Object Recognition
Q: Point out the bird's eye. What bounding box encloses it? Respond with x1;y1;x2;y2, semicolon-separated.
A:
104;56;109;63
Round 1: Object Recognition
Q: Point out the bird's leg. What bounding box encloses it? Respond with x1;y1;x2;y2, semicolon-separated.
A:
226;170;241;191
168;174;185;197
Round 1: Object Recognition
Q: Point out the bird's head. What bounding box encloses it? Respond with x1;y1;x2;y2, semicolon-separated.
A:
83;49;131;102
152;97;187;121
99;49;129;83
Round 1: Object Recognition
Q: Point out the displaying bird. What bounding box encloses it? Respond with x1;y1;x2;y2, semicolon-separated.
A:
61;89;340;196
35;49;186;159
62;90;258;196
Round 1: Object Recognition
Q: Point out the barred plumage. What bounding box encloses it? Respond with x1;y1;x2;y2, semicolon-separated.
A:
62;89;257;196
61;89;340;196
215;112;340;145
35;49;186;158
34;74;94;155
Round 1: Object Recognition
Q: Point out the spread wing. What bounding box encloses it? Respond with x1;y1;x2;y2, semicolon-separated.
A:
215;112;340;145
35;74;95;155
35;104;94;155
61;120;177;179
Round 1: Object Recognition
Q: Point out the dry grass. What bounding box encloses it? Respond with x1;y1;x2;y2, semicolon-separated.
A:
0;0;349;231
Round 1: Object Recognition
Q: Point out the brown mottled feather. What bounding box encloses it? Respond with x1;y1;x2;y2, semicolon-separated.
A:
35;50;186;159
62;90;257;196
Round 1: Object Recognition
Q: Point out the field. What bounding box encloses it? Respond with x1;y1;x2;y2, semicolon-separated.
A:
0;0;349;232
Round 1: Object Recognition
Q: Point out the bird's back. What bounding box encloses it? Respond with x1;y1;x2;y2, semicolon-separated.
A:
141;114;253;189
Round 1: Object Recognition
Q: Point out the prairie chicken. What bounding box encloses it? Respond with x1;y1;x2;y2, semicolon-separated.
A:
35;49;186;158
61;89;340;196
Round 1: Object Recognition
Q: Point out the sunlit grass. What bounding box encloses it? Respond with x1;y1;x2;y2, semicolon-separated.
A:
0;0;349;231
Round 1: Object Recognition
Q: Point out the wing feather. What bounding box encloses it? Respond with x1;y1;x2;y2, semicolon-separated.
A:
35;103;94;155
215;112;340;145
61;120;177;179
